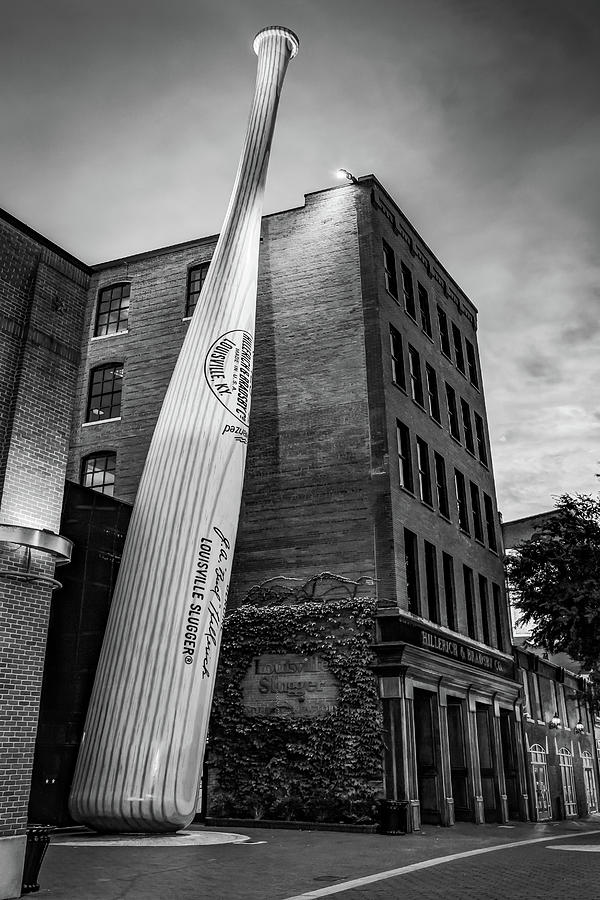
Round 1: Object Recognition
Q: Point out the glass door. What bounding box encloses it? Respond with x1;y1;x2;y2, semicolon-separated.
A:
529;744;551;821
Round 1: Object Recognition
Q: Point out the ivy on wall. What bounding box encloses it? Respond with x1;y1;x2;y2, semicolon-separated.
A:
207;588;383;823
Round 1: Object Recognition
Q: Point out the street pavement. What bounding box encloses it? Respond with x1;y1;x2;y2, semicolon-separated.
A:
37;818;600;900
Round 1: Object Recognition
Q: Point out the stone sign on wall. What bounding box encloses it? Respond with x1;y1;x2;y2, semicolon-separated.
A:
241;654;338;717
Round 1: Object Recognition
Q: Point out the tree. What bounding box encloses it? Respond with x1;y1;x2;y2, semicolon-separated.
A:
507;493;600;672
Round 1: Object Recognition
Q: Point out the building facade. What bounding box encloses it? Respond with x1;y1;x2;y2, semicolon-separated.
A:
64;176;523;831
0;210;89;898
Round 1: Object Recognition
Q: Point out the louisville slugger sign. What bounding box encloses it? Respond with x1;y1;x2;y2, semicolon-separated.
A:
69;26;299;833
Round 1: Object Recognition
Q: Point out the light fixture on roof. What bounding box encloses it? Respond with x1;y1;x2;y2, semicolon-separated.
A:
549;712;561;729
574;721;585;734
336;168;358;184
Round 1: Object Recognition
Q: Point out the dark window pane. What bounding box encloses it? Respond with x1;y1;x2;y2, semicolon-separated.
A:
383;241;398;299
426;364;440;422
186;261;211;317
404;528;420;614
434;452;449;518
401;262;416;318
424;541;439;623
470;481;484;542
484;493;497;551
397;421;413;492
461;399;475;454
438;306;452;358
493;583;504;652
452;323;465;373
455;469;469;533
418;283;432;336
94;283;130;336
446;383;460;440
86;364;123;421
416;437;432;506
463;565;476;639
408;346;424;406
479;575;490;645
390;325;406;390
465;339;479;388
474;413;488;466
443;552;456;630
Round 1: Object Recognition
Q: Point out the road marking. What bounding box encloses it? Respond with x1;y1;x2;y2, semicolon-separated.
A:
281;830;600;900
551;844;600;852
52;831;251;847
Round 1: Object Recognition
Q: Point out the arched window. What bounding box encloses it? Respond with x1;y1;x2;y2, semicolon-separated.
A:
529;744;551;821
185;262;210;318
94;283;130;336
86;363;124;422
558;748;578;816
81;452;116;496
582;751;598;812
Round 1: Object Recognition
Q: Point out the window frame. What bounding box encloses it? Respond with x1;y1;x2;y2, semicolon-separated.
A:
383;240;399;300
470;481;484;543
80;451;117;496
425;363;441;423
454;468;470;533
85;362;124;423
416;436;433;506
93;282;131;338
465;338;480;388
474;412;489;466
437;305;452;358
389;324;406;391
185;261;210;318
445;383;461;441
434;452;450;519
397;420;414;493
461;398;475;454
400;262;416;318
408;345;424;407
404;528;420;615
417;282;432;337
452;322;466;374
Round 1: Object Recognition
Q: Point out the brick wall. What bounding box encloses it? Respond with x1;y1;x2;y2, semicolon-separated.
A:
67;187;376;605
0;210;88;888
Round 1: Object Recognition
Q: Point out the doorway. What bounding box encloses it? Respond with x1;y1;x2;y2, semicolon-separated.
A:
447;697;471;820
499;709;520;819
413;689;442;824
475;703;498;822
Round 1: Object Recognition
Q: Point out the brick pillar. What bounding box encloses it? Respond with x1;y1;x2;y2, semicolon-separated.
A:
0;216;88;898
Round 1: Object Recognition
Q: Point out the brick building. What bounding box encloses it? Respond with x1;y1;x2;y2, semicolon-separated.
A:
504;512;599;822
65;176;525;831
0;210;89;898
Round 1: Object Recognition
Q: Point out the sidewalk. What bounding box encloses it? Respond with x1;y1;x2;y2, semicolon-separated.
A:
37;817;600;900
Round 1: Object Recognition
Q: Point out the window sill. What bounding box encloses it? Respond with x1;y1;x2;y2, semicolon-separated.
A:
478;459;490;470
422;331;434;343
386;289;400;304
430;415;443;428
392;381;408;395
459;527;471;537
411;398;426;412
399;485;415;498
91;330;129;341
449;434;462;446
405;310;418;325
420;499;434;511
438;512;451;524
465;448;477;459
82;417;122;427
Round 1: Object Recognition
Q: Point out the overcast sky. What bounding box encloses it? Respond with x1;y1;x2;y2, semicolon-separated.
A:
2;0;599;521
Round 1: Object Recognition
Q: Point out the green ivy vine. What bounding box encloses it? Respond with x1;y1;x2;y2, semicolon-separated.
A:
207;596;383;823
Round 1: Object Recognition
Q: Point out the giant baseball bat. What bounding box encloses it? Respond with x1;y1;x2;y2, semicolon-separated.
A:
69;26;299;832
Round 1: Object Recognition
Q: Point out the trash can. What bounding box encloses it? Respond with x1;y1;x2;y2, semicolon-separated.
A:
21;825;55;894
378;799;409;835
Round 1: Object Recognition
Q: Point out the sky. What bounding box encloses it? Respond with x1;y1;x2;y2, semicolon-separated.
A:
2;0;599;521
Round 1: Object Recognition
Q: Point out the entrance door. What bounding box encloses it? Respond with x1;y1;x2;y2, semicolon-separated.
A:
583;753;598;813
447;698;471;820
413;689;441;824
476;703;498;822
499;710;520;819
529;744;551;821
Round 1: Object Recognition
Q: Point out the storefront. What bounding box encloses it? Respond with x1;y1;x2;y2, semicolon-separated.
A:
375;610;528;831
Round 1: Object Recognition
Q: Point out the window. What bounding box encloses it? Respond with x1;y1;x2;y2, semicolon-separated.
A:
408;346;424;406
434;452;450;518
425;364;440;422
461;399;475;454
452;323;465;374
463;565;476;639
558;749;578;816
383;240;398;299
401;262;416;318
185;262;210;317
424;541;439;623
94;283;130;337
442;552;456;630
437;305;452;358
474;412;488;466
557;683;568;727
404;528;420;615
470;481;484;542
478;575;490;645
81;452;116;496
529;671;542;719
397;421;413;492
465;338;479;388
445;383;460;440
86;363;124;422
418;283;432;337
492;582;504;651
484;493;498;551
522;669;532;717
455;469;469;533
389;325;406;390
583;752;598;812
416;437;432;506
